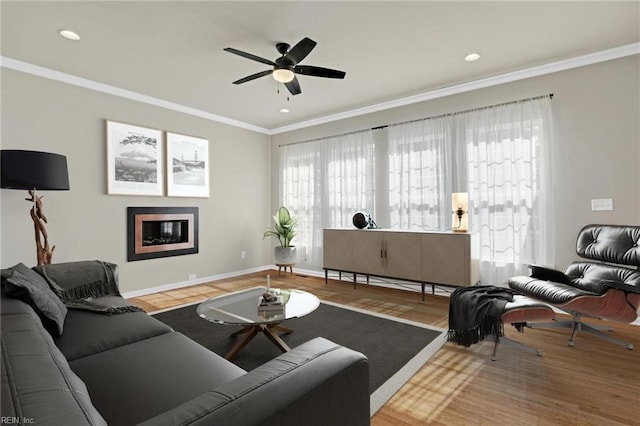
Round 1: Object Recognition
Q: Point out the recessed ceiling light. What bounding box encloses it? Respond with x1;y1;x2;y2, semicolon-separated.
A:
280;108;290;113
58;29;80;41
465;53;480;62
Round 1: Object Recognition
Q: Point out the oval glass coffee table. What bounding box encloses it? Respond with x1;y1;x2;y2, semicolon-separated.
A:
197;287;319;360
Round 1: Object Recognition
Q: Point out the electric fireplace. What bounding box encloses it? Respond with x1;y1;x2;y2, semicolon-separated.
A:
127;207;198;261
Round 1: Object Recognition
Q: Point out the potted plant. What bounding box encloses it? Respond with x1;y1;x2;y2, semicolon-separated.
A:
263;206;298;264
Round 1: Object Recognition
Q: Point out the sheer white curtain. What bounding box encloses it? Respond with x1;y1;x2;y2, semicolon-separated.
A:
462;97;554;285
324;132;376;228
388;117;453;230
280;142;323;267
280;130;375;269
280;96;553;282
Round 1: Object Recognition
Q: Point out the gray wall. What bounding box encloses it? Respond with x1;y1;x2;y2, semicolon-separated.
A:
1;69;272;293
2;55;638;293
271;55;640;271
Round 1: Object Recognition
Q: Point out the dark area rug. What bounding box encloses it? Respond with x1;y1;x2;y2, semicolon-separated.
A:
153;301;444;397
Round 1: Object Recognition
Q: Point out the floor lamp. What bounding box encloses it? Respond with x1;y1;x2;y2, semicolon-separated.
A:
1;150;70;265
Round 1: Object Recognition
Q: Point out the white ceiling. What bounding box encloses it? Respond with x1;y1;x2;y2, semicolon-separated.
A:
2;1;639;133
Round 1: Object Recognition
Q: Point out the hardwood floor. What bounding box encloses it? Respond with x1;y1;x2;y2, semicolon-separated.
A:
129;271;640;426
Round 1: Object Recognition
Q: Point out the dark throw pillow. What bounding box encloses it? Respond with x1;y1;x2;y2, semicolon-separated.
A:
529;264;570;284
1;263;67;335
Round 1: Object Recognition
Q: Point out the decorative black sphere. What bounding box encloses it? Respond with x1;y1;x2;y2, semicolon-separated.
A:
352;212;368;229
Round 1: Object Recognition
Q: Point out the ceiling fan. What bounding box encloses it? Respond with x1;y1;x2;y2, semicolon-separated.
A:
223;37;346;96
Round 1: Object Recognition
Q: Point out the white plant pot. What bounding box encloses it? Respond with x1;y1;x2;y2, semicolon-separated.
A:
274;246;296;264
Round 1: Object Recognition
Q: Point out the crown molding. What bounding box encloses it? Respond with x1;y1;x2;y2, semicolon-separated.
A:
2;42;638;136
268;42;640;135
0;56;271;135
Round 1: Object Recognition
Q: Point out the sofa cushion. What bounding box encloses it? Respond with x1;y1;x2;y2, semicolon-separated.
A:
55;308;173;361
69;332;246;426
1;263;67;335
1;310;106;425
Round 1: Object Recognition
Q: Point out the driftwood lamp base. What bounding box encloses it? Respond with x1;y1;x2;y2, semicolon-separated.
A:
26;189;55;266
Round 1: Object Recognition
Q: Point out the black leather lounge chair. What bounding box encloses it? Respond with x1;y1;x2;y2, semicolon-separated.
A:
508;224;640;349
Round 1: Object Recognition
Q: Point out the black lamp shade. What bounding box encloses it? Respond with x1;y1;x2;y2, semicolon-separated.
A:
1;150;70;190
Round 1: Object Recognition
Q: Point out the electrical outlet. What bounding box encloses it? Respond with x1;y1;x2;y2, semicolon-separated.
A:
188;274;196;280
591;198;613;211
241;251;246;259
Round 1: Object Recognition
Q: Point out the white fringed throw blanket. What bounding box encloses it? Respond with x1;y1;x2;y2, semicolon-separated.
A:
447;286;516;347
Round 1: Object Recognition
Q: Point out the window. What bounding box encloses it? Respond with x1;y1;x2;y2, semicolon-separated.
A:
279;96;553;284
280;131;375;268
388;117;452;230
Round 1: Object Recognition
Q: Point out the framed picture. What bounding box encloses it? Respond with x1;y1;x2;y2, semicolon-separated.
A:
106;120;163;196
166;132;210;197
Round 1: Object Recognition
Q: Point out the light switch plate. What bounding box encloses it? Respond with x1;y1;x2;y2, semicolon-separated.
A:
591;198;613;211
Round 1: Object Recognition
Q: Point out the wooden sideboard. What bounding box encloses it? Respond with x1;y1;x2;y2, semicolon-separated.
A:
323;228;479;300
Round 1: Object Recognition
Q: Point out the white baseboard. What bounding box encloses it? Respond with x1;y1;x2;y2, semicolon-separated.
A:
122;265;274;299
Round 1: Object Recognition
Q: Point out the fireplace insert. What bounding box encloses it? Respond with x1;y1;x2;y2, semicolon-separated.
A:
127;207;198;261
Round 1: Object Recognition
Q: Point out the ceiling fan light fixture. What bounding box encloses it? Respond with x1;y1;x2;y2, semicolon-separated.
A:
272;68;294;83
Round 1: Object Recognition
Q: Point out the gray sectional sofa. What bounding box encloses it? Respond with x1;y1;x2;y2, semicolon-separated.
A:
0;260;370;425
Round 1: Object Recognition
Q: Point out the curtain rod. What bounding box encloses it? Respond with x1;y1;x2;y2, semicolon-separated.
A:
279;93;553;147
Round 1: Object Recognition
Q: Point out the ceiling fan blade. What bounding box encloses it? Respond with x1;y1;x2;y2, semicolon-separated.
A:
284;37;317;65
223;47;276;66
232;70;273;85
285;76;302;96
295;65;346;79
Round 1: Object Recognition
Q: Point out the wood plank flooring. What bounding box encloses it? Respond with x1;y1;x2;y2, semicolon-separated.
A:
129;271;640;426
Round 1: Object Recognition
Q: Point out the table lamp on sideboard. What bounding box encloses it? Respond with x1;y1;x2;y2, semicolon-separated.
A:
452;192;469;232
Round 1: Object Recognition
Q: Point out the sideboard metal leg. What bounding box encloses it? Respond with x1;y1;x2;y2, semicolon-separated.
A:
421;283;426;301
324;269;328;285
353;273;357;289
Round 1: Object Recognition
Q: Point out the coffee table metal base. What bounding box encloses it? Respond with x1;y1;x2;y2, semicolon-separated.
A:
226;323;293;360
